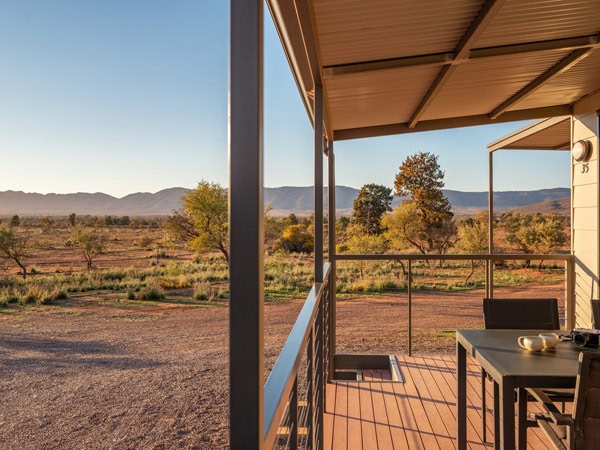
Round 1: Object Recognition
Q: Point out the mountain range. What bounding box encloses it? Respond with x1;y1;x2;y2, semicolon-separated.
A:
0;186;570;216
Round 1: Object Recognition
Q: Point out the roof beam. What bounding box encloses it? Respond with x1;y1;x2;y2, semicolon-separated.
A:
489;48;594;119
322;34;600;77
408;0;507;128
323;52;452;76
333;105;572;141
487;116;570;151
472;34;600;59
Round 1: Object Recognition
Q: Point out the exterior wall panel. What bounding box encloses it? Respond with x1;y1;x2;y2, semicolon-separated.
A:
572;105;599;328
573;184;597;208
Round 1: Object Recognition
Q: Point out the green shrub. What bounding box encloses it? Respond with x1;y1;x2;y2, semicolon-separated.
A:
193;282;226;302
136;285;165;301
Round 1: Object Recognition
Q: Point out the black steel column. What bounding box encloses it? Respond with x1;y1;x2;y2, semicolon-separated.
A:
314;84;324;284
229;1;264;448
327;142;336;382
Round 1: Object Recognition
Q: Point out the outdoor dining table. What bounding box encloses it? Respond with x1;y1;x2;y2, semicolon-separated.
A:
456;329;582;450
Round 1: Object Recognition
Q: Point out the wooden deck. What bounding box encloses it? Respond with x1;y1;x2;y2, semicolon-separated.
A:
323;355;554;449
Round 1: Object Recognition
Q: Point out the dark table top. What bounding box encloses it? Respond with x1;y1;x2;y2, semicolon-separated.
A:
456;329;598;388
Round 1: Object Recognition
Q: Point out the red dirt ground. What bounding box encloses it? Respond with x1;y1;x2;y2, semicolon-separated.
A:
0;284;564;449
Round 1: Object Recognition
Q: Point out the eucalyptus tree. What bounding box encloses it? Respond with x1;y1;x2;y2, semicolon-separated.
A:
351;183;393;235
392;152;456;254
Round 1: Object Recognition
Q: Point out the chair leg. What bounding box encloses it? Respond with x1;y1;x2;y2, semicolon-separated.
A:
481;369;487;442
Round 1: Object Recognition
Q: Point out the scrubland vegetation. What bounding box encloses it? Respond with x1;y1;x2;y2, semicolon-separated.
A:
0;211;568;311
0;164;570;312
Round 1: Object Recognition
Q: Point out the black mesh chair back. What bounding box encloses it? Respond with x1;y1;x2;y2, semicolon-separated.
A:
483;298;559;330
480;297;561;443
591;299;600;329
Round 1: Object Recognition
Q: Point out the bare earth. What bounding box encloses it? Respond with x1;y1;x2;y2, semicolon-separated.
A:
0;285;564;449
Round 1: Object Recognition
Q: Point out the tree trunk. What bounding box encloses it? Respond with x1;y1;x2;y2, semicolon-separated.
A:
15;259;27;279
465;260;475;283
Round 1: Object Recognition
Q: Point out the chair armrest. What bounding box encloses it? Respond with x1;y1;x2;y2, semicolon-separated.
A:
527;388;574;427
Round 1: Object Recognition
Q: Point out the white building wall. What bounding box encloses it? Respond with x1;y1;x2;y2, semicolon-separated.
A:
572;93;600;328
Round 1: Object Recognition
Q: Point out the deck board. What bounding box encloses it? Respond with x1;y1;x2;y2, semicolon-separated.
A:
358;377;378;448
323;355;553;449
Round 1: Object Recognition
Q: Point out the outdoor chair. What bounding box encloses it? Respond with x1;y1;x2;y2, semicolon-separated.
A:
591;299;600;329
528;352;600;449
481;298;572;442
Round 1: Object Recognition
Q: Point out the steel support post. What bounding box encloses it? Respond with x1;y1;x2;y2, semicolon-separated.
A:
488;150;494;299
327;142;336;382
229;1;264;447
314;84;324;284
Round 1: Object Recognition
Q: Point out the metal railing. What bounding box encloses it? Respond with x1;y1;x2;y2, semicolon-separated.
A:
261;253;573;449
264;263;331;449
336;253;575;355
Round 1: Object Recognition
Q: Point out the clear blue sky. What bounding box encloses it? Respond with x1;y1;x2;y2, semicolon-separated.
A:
0;0;570;198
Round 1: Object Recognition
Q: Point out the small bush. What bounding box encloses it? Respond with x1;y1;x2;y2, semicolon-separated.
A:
193;282;226;302
136;285;165;301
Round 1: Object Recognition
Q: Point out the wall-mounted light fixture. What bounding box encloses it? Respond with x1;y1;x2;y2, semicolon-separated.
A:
572;139;593;162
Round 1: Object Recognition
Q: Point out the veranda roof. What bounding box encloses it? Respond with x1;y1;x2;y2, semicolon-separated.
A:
267;0;600;141
487;115;571;151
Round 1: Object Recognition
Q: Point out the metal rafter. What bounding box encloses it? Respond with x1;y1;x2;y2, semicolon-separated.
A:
489;47;594;119
322;34;600;77
408;0;507;128
333;105;572;141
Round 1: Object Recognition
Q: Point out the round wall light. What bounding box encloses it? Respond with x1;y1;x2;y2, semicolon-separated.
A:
572;139;592;162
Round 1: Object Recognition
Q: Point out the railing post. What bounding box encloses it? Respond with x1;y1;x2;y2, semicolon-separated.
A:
408;259;412;357
316;291;324;449
289;376;298;450
307;329;314;450
229;0;264;448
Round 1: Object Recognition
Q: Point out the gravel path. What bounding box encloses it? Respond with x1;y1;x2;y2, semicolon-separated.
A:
0;284;563;448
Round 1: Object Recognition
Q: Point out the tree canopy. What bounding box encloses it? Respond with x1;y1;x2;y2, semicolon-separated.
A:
165;181;229;265
279;224;314;253
71;226;107;270
500;212;567;258
351;183;393;235
0;225;31;278
392;152;456;253
456;212;489;254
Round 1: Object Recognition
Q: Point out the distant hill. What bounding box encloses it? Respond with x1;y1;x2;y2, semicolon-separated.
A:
266;186;570;216
0;186;570;216
513;196;570;215
0;188;187;216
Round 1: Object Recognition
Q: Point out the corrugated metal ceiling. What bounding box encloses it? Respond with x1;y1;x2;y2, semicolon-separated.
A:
267;0;600;140
488;116;571;151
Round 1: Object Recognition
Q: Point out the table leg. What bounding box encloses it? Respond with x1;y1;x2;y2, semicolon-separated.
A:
499;377;515;449
457;341;466;450
517;388;527;450
494;381;499;449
